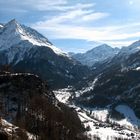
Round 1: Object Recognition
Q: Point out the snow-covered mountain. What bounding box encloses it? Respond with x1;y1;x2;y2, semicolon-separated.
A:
90;39;140;76
54;40;140;139
119;40;140;55
0;19;66;63
0;19;90;89
73;39;140;111
70;44;120;67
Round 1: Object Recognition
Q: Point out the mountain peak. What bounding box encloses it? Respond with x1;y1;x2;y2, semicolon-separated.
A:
0;19;67;56
8;19;17;24
94;44;112;50
71;44;120;66
5;19;19;28
99;43;110;47
0;19;22;51
86;44;113;54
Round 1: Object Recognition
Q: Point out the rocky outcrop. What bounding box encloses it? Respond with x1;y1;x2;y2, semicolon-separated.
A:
0;72;87;140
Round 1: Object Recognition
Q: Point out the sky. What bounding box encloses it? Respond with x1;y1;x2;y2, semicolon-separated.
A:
1;0;140;53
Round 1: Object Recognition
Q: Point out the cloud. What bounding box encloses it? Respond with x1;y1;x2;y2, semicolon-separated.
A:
0;7;27;13
40;3;95;11
0;0;67;12
129;0;134;5
31;0;140;48
3;0;139;48
33;20;140;47
32;1;109;26
103;40;136;47
82;12;109;21
31;1;140;47
39;9;103;26
50;26;139;41
24;0;67;11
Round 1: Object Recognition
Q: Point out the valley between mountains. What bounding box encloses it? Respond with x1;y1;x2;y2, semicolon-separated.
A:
0;19;140;140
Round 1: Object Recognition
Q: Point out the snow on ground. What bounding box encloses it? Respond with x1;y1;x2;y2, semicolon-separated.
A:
115;105;140;128
135;67;140;70
0;25;3;28
86;123;133;140
54;87;73;104
0;119;37;140
55;88;140;140
89;109;109;122
75;77;98;98
78;110;96;122
75;107;139;140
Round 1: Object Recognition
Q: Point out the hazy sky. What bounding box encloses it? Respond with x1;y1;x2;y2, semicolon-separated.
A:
1;0;140;52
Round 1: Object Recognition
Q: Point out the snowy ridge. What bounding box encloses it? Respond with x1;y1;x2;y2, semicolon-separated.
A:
71;44;120;67
119;40;140;56
0;19;67;56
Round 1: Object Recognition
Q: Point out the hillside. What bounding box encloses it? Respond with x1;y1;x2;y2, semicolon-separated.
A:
0;71;87;140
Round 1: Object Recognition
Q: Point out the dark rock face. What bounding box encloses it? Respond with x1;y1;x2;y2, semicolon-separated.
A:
0;132;8;140
10;45;90;89
0;72;87;140
76;70;140;108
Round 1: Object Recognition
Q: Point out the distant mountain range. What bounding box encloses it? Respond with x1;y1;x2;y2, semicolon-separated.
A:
57;39;140;139
69;44;120;67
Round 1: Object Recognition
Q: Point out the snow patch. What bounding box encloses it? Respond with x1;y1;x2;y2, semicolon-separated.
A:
0;24;3;28
75;77;98;98
55;87;140;139
135;67;140;71
90;109;109;122
54;87;72;104
115;105;140;127
0;119;37;140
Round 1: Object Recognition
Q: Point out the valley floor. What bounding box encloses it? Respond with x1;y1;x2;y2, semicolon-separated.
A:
54;88;140;140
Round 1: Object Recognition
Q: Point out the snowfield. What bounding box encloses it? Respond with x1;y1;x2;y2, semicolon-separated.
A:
115;105;140;128
54;87;73;104
54;87;140;140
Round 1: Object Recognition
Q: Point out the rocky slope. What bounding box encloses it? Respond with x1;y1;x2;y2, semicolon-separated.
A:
0;71;87;140
0;118;36;140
